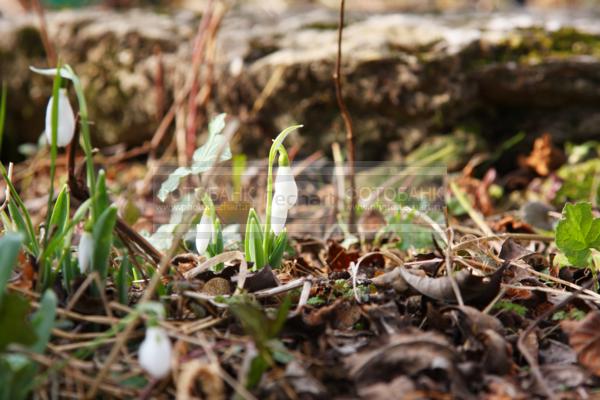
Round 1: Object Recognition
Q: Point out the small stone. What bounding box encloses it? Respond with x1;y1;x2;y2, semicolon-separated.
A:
201;277;231;296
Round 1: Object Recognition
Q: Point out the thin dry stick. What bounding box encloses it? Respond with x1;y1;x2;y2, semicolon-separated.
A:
31;0;56;66
333;0;357;232
453;233;553;251
186;0;215;162
445;228;464;306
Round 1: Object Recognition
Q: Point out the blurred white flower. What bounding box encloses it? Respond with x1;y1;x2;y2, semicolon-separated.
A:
274;166;297;208
77;231;93;274
138;326;172;379
195;211;214;254
45;88;75;147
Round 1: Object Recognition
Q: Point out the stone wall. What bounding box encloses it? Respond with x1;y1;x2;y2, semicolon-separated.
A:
2;7;600;160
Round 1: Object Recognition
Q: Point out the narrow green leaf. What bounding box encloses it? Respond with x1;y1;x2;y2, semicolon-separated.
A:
6;202;32;253
117;255;130;305
29;290;57;354
48;184;70;236
92;206;118;280
94;170;110;221
0;164;39;255
268;231;287;268
0;293;37;351
0;233;22;298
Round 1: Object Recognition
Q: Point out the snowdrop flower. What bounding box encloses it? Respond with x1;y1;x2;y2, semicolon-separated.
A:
45;88;75;147
138;326;172;379
271;197;288;235
269;164;297;234
274;165;297;208
195;210;214;254
77;231;93;274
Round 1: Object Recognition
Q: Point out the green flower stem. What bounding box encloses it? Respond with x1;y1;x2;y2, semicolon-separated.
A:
262;125;302;262
64;65;97;221
43;66;62;247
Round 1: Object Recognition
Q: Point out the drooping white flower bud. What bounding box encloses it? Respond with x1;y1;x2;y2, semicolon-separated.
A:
195;211;214;254
45;88;75;148
138;326;172;379
77;231;93;274
274;166;298;208
271;197;288;235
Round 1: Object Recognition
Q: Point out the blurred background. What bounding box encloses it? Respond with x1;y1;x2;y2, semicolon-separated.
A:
2;0;600;170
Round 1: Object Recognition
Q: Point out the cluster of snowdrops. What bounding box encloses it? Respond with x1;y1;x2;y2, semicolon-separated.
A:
23;65;300;380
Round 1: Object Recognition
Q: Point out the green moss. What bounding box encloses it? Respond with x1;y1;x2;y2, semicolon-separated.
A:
302;21;339;30
463;26;600;71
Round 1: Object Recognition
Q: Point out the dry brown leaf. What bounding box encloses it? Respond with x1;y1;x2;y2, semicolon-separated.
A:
326;240;359;272
521;133;565;176
561;311;600;376
491;215;535;234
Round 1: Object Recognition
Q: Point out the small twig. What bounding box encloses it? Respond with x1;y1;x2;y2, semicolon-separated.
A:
293;279;313;315
400;205;448;245
333;0;357;233
185;0;215;163
31;0;56;66
445;228;464;306
449;181;494;237
65;273;97;312
453;233;553;251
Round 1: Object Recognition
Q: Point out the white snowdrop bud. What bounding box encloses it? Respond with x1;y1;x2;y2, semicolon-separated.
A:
77;231;93;274
138;326;172;379
45;88;75;148
229;56;244;77
271;197;288;235
195;211;214;254
274;166;297;208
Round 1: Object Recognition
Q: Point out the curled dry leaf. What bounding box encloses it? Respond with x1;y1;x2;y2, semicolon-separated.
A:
371;267;409;293
398;264;506;307
499;238;534;262
243;265;279;292
562;311;600;376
